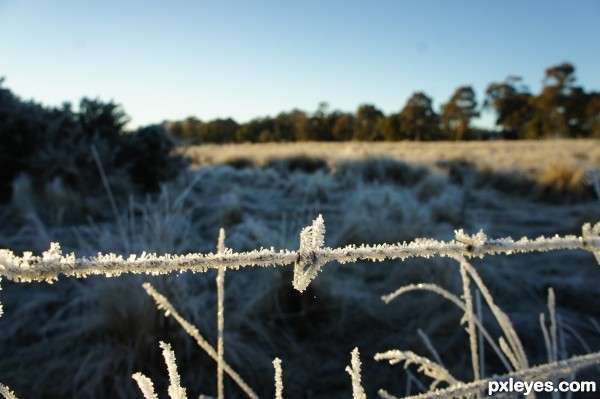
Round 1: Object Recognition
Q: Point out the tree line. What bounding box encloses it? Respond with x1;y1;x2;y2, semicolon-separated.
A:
164;62;600;143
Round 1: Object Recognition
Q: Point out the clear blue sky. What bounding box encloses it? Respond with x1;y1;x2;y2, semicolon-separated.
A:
1;0;599;129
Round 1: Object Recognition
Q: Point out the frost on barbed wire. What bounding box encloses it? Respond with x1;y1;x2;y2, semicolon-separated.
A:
1;217;599;289
293;214;326;292
583;222;600;264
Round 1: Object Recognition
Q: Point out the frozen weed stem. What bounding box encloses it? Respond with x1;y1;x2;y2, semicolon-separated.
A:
273;358;283;399
346;347;367;399
0;384;18;399
133;341;187;399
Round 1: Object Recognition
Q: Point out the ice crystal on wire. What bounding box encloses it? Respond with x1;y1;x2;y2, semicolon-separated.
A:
293;214;327;292
1;221;599;284
582;222;600;264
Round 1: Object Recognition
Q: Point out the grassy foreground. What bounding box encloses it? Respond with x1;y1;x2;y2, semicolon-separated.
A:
1;140;599;398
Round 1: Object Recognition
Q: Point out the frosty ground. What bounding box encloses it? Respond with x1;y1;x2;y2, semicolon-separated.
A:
1;140;599;398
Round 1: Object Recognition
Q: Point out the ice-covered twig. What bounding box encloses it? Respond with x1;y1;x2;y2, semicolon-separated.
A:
346;347;367;399
0;384;18;399
1;219;599;291
216;228;226;399
160;341;187;399
133;342;187;399
273;358;283;399
142;283;258;399
374;350;459;391
132;373;159;399
454;254;528;370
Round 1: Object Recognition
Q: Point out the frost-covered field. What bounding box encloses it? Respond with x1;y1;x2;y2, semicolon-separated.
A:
1;140;600;398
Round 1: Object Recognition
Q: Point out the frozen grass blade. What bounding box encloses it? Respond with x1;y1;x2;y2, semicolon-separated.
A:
273;358;283;399
346;347;367;399
374;350;460;390
0;384;18;399
417;329;443;367
459;260;480;384
132;373;159;399
548;288;558;364
91;144;129;253
475;289;485;378
453;254;528;370
160;341;187;399
142;283;259;399
383;283;513;371
216;228;226;399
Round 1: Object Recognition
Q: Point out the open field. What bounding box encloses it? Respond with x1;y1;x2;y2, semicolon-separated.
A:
1;140;600;398
182;139;600;174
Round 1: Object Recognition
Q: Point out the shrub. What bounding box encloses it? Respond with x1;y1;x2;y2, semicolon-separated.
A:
0;81;187;222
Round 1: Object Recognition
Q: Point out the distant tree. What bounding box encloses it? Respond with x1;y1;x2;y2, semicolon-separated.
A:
377;113;402;141
284;109;310;141
544;62;576;89
584;92;600;138
307;102;334;141
331;112;355;141
164;120;185;140
484;76;535;139
353;104;383;141
398;92;440;140
272;112;291;141
533;62;583;138
198;118;238;143
78;98;129;141
164;116;203;143
182;116;203;142
440;86;479;140
563;86;589;137
235;117;275;142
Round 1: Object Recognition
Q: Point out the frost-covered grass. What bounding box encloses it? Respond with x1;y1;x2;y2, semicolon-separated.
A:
182;139;600;179
1;141;600;398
